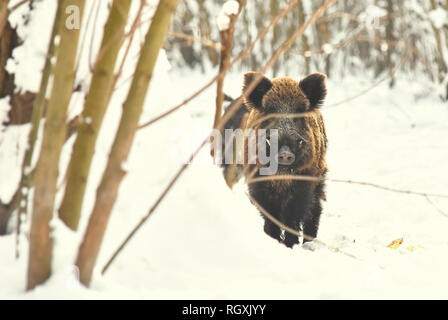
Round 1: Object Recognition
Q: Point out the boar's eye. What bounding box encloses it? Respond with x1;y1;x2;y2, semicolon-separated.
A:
299;139;305;146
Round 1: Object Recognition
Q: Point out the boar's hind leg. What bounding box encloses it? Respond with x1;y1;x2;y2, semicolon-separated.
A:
302;206;321;243
263;219;282;243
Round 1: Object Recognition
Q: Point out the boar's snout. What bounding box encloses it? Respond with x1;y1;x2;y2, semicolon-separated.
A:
278;145;295;166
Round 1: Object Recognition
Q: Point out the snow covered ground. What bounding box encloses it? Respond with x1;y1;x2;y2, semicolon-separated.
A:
1;0;448;300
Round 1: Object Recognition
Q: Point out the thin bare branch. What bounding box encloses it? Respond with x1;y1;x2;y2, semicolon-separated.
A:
75;0;98;74
9;0;29;12
247;175;448;199
424;196;448;218
213;0;244;130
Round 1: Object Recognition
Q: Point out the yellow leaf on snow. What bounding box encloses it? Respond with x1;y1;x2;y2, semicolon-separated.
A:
406;245;424;252
387;237;404;249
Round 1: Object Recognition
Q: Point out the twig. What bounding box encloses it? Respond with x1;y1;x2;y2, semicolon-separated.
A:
247;175;448;199
248;111;310;129
9;0;29;12
424;196;448;218
248;175;448;220
75;0;98;74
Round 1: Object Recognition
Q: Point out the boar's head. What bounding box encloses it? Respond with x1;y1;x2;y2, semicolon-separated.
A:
242;72;328;180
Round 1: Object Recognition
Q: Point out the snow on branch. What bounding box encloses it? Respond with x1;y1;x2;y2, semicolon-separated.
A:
217;0;240;31
429;8;447;29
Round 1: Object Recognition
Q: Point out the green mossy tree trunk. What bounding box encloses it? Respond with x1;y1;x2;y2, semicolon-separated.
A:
27;0;85;291
75;0;180;287
14;1;64;254
58;0;132;231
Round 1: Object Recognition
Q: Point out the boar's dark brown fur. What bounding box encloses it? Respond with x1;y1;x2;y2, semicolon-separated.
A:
221;72;328;248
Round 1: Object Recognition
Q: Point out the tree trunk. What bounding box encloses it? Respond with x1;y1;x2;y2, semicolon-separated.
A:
429;0;448;99
75;0;180;287
255;3;267;63
0;192;17;235
58;0;132;231
0;0;9;39
270;0;280;77
319;0;332;77
27;0;85;291
13;1;64;255
171;2;197;67
241;7;255;70
213;0;244;130
386;0;395;87
298;0;310;75
198;0;219;67
0;22;19;99
445;0;448;100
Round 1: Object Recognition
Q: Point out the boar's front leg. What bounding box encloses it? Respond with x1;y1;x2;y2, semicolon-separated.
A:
263;219;282;243
302;182;325;243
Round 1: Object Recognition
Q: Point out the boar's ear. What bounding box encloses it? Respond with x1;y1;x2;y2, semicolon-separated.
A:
299;73;327;109
242;72;273;110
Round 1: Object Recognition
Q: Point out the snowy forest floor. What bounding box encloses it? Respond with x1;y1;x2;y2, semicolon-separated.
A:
1;67;448;299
